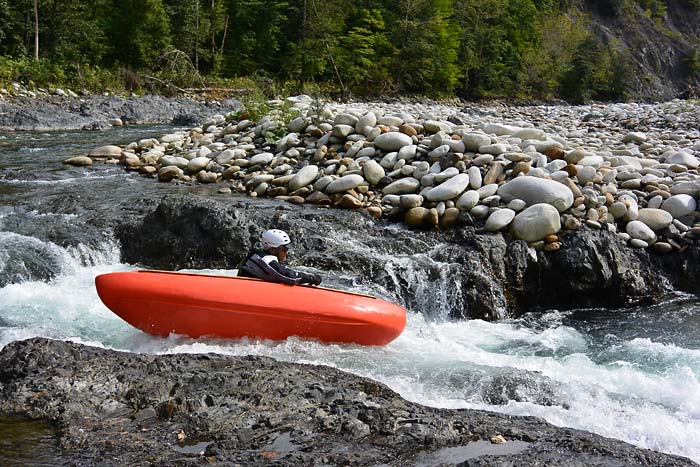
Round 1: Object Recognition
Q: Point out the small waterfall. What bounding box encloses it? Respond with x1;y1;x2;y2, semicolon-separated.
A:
321;228;467;320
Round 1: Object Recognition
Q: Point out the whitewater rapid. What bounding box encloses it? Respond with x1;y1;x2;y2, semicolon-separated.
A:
1;242;698;463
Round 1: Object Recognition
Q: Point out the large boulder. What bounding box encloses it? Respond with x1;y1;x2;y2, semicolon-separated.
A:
114;194;700;322
511;204;562;242
0;338;691;466
497;177;574;212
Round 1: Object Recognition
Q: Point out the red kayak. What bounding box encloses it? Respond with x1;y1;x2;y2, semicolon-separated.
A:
95;270;406;345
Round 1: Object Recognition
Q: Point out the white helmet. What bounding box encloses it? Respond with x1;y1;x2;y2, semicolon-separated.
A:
260;229;291;249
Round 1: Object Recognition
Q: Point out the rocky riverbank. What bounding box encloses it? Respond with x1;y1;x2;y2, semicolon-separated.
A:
86;97;700;256
0;92;241;131
0;338;695;466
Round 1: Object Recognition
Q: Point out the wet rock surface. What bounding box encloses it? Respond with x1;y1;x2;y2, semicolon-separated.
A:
117;194;699;319
0;338;695;467
0;95;241;132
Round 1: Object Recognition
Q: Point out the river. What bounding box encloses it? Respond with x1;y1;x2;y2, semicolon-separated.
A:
1;125;699;462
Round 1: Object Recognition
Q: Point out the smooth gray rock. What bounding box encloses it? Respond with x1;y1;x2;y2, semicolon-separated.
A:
374;132;414;151
626;220;657;243
485;208;516;232
462;133;492;151
498;177;574;212
425;173;470;202
288;165;319;191
325;174;365;194
383;177;421;195
363;160;385;185
186;156;210;173
249;152;274;166
511;203;562;242
662;194;697;218
637;208;673;231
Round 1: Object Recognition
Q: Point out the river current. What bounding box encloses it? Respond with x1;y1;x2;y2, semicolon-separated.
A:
1;126;699;463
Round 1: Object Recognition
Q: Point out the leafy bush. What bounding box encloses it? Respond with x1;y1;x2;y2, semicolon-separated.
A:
0;56;65;88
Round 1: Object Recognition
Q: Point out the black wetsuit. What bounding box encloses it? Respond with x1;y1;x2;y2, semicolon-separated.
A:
238;249;321;285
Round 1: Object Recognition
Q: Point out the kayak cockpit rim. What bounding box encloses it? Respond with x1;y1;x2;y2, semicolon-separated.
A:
136;269;378;299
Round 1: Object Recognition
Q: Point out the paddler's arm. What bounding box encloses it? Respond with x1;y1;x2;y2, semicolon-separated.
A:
270;260;321;286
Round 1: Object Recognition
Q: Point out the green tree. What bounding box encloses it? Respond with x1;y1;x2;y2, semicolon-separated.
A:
40;0;109;65
285;0;348;90
393;0;461;93
223;0;295;76
334;8;396;94
164;0;208;71
454;0;508;97
455;0;541;97
559;35;631;102
106;0;172;69
521;6;589;98
0;0;32;57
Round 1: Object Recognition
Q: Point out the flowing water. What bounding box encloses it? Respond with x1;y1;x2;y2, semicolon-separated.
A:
1;127;699;463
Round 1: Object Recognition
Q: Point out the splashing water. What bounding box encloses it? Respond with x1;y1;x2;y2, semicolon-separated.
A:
0;242;699;463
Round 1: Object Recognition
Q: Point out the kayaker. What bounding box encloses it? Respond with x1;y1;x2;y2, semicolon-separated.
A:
238;229;322;286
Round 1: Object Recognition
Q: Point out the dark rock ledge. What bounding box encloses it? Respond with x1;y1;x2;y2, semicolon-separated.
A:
117;194;700;320
0;338;695;467
0;95;241;132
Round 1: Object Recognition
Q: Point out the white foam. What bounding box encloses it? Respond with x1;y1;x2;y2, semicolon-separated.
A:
0;262;699;462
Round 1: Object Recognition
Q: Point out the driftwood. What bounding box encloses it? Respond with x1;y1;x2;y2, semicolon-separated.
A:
184;87;251;94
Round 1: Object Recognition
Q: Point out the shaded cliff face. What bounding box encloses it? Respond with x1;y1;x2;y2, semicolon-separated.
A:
582;0;700;100
116;194;697;320
0;338;695;467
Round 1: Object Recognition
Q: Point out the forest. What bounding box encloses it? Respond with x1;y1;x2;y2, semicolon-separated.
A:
0;0;698;102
